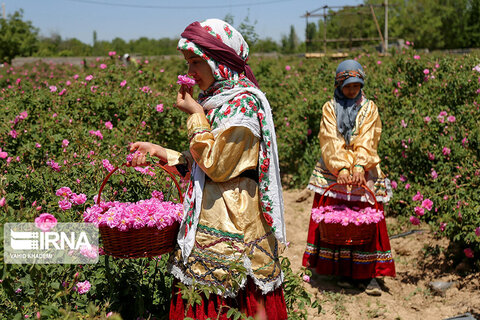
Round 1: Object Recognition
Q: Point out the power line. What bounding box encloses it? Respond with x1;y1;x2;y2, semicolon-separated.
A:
65;0;294;10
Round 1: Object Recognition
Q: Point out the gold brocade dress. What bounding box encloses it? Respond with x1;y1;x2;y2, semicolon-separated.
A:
303;98;396;279
165;112;283;296
307;99;392;202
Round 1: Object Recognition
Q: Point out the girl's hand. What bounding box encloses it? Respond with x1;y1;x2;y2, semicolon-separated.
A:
129;142;167;167
176;85;203;115
352;171;367;186
337;170;351;185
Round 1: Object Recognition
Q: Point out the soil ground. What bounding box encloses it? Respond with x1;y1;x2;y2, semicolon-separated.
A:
282;189;480;320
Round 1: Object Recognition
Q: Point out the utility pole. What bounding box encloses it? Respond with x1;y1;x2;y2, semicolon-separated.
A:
384;0;388;52
323;6;327;54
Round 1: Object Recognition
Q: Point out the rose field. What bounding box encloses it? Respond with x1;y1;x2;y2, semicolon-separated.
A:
1;46;480;319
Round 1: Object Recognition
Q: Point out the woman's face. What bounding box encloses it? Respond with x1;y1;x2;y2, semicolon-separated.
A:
182;50;215;91
341;82;362;99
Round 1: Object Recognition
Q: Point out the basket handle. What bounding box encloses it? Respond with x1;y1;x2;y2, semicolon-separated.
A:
96;162;184;206
318;182;379;212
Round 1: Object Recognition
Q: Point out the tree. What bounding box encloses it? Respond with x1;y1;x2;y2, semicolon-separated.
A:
0;10;38;63
281;25;299;54
238;11;259;47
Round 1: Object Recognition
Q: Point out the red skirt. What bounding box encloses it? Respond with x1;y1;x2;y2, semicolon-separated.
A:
169;277;288;320
302;193;396;279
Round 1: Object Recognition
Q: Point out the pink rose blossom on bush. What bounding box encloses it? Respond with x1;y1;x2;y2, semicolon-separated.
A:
100;64;107;69
401;119;407;128
102;159;115;173
405;183;411;190
56;187;72;198
35;213;57;232
302;275;310;282
414;55;420;60
59;199;72;211
49;85;57;92
89;130;103;140
421;199;433;211
85;75;93;81
177;75;196;87
79;244;98;259
409;216;420;225
0;197;6;207
105;121;113;130
62;139;69;148
412;191;423;201
0;151;8;159
47;159;61;172
423;69;429;75
76;280;91;294
442;147;451;156
414;206;425;216
464;248;474;258
440;222;447;231
35;143;41;148
120;80;127;87
431;169;438;180
447;115;456;122
285;65;291;71
391;180;397;189
156;104;164;112
423;116;431;123
71;193;87;205
108;51;116;56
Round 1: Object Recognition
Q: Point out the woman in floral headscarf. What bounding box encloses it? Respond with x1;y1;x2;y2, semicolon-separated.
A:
302;60;395;296
130;19;287;319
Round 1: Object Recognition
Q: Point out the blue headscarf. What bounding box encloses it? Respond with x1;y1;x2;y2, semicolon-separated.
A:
333;59;366;146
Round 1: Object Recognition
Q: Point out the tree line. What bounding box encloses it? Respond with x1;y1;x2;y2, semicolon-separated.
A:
2;0;480;63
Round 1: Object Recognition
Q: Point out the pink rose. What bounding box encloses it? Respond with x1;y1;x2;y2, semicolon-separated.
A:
35;213;57;232
285;65;291;71
56;187;72;198
156;104;164;112
0;197;6;207
412;191;423;202
177;75;196;87
414;206;425;216
71;193;87;205
105;121;113;130
302;274;310;282
409;216;420;225
76;280;91;294
421;199;433;211
464;248;474;258
442;147;451;156
58;199;72;211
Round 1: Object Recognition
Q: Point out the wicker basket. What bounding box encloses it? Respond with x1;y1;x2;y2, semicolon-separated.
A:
318;183;381;246
96;163;184;259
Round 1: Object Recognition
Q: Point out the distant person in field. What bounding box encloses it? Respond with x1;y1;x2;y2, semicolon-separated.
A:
129;18;287;319
302;60;395;296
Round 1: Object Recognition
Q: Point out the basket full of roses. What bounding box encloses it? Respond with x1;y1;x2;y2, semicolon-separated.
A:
312;183;384;246
83;158;184;259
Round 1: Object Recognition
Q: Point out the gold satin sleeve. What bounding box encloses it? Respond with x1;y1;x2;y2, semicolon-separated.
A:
319;101;354;175
352;101;381;171
187;112;259;182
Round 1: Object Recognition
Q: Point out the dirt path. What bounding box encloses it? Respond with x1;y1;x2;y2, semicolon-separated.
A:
282;189;480;320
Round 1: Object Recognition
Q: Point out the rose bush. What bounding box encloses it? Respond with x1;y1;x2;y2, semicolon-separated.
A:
1;48;479;318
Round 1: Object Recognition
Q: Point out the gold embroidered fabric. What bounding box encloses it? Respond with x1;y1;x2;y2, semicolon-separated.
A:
308;99;392;203
167;112;283;296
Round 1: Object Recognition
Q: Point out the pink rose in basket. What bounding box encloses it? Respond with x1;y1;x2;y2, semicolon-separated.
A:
312;205;384;226
177;74;196;87
83;197;183;231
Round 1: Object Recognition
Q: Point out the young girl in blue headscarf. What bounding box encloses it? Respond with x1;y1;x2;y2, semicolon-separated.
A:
302;59;395;295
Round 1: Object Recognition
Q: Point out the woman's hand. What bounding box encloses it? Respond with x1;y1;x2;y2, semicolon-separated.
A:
129;142;167;167
176;85;203;115
352;170;367;186
337;170;351;185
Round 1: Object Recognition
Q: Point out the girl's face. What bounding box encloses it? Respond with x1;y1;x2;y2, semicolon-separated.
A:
182;50;215;91
341;82;362;99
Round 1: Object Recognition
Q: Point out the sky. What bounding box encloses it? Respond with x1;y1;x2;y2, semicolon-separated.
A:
4;0;363;45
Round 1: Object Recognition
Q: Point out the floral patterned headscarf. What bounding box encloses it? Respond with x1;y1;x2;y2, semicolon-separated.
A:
176;19;286;262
